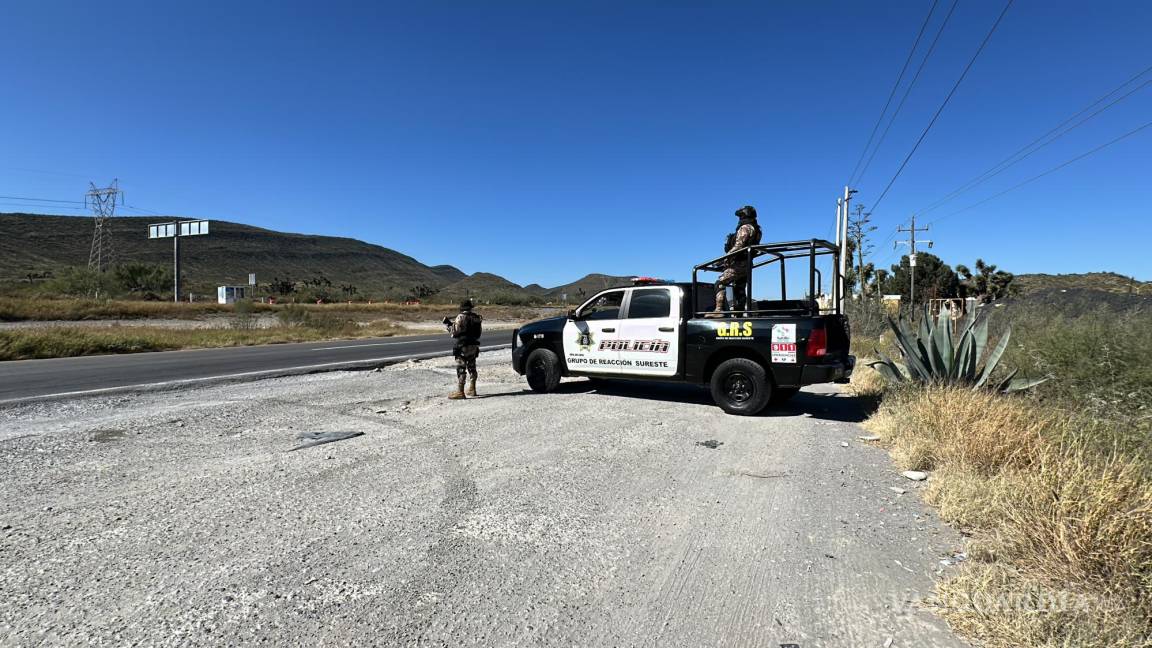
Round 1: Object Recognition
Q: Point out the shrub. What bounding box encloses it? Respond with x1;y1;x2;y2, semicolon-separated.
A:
868;305;1047;393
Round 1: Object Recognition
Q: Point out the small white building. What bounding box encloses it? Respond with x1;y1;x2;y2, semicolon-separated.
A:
217;286;247;304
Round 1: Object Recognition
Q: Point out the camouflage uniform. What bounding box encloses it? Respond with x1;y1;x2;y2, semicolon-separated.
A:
450;307;482;398
715;220;759;312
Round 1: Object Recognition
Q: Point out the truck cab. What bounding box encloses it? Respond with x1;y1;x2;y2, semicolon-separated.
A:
511;240;855;415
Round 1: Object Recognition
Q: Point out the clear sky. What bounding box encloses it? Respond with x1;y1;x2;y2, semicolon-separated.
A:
2;0;1149;287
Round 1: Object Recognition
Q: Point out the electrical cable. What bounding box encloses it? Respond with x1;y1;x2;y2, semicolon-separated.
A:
846;0;941;186
870;0;1015;214
854;0;961;188
917;68;1152;215
927;117;1152;225
0;195;84;204
0;202;87;211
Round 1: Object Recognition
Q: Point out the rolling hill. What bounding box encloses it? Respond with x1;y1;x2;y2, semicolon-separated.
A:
1014;272;1149;296
0;212;634;302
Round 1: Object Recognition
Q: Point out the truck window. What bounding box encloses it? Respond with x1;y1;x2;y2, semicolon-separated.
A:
579;290;624;320
626;288;671;319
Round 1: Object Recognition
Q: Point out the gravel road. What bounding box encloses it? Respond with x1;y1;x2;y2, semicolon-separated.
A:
0;351;965;647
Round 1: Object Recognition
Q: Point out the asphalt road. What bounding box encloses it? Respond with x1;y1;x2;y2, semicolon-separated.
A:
0;351;966;647
0;332;511;405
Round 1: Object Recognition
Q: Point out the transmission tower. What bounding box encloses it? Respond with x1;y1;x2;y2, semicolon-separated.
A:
86;180;123;274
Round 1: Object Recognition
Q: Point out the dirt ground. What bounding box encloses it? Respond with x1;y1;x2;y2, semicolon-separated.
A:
0;352;966;647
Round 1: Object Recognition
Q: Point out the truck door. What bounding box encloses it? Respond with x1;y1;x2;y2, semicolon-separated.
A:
618;287;680;377
563;289;625;374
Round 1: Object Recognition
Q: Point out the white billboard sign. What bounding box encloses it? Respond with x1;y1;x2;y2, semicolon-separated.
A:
148;220;209;239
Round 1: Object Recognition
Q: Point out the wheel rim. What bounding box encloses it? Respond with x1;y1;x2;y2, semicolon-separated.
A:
724;372;754;403
530;357;545;376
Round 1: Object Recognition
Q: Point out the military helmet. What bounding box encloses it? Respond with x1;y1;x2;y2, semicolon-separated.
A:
460;298;474;311
735;205;757;219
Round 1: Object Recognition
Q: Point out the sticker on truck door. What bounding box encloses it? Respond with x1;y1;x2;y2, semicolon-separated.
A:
771;323;797;364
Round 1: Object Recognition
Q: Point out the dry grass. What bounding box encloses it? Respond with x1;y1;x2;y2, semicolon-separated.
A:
933;562;1150;648
0;296;559;323
864;387;1050;474
863;387;1152;646
846;357;888;399
0;320;411;360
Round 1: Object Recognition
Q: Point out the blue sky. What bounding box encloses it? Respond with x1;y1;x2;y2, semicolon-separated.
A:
2;0;1149;287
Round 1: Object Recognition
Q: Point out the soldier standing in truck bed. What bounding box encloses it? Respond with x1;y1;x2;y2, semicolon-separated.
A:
712;205;762;315
448;299;483;399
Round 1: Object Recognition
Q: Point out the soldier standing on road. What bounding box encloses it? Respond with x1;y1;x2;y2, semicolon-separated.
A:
448;298;483;399
711;205;762;315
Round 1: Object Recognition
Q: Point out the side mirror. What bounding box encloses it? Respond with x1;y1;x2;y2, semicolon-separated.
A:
567;308;577;319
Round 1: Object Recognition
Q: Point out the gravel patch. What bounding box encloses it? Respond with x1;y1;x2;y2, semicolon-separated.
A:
0;351;965;647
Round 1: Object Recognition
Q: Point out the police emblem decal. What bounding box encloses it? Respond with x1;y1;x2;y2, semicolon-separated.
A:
576;330;594;350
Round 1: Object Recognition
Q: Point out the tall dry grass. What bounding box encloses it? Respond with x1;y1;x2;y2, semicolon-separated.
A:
863;388;1152;647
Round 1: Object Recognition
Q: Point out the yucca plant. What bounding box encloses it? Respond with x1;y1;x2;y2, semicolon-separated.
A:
867;304;1047;393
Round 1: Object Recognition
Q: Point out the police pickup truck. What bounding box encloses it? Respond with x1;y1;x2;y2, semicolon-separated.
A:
511;240;855;415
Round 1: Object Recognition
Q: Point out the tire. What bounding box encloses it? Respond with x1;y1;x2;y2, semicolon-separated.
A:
769;387;800;404
525;348;562;393
710;357;772;416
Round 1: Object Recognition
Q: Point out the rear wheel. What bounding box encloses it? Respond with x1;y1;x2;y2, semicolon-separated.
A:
710;357;772;416
525;348;562;393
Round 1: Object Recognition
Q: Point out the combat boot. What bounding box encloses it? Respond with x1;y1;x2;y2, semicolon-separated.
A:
448;378;466;400
466;379;477;397
704;294;728;318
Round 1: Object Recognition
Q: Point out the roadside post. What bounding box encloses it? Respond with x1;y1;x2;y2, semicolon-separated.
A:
148;220;210;303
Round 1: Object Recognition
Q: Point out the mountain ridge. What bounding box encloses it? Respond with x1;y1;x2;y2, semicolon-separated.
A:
0;212;632;301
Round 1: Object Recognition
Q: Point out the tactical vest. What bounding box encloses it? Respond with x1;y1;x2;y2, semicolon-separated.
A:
459;311;482;343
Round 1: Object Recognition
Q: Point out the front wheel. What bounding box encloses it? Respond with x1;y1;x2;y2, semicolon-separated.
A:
525;348;562;393
710;358;772;416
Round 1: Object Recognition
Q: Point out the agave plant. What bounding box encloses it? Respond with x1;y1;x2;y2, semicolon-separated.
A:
867;305;1047;393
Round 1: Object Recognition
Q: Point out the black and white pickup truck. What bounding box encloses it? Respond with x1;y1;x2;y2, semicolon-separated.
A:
511;240;855;415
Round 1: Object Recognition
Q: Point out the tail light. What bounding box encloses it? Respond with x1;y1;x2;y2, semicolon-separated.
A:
808;327;827;358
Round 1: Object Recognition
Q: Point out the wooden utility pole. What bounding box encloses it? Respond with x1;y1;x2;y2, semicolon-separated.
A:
895;215;932;305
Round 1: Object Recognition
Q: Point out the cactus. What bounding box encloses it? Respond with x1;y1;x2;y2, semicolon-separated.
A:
867;305;1047;393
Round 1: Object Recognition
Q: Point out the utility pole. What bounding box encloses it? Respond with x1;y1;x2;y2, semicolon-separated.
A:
835;186;856;313
895;215;932;306
85;181;124;297
848;203;875;297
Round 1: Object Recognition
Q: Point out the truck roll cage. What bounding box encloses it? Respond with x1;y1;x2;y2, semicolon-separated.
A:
690;239;843;318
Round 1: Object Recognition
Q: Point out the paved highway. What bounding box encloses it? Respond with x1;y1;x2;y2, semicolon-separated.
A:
0;332;512;404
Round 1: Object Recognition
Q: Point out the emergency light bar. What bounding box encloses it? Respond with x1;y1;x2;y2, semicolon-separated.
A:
631;276;665;285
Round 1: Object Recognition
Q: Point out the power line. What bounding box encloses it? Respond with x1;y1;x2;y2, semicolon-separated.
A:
927;117;1152;225
854;0;960;187
870;0;1015;214
121;204;164;216
0;202;87;211
846;0;940;186
917;67;1152;216
0;194;85;204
